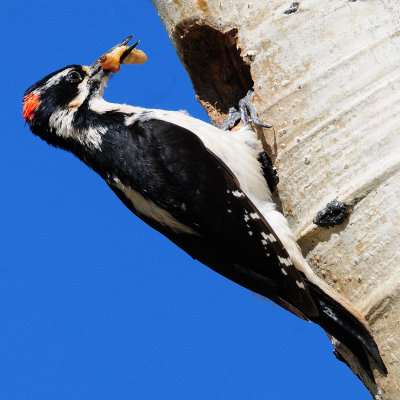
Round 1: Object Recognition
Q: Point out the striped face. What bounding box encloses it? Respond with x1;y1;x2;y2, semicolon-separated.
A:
23;64;110;150
24;65;88;117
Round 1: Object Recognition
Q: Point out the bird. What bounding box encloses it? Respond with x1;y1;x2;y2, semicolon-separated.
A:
23;36;386;381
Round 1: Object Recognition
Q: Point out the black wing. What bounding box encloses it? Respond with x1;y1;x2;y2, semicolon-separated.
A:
105;118;318;319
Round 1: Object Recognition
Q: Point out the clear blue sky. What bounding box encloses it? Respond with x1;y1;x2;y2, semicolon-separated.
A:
2;1;371;398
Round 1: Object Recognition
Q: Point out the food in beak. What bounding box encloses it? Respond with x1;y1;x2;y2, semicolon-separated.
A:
98;45;147;73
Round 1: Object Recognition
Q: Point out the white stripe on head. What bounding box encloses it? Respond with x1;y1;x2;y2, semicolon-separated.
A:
42;68;72;90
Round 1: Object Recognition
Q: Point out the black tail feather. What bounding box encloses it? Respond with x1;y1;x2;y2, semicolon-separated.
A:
304;278;387;381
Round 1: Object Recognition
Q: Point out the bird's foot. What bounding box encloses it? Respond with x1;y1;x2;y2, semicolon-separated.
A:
219;90;272;131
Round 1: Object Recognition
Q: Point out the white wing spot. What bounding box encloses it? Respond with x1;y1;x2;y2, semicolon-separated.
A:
323;307;338;321
278;256;293;266
261;232;277;243
296;280;306;289
281;268;288;276
261;239;267;246
227;209;232;213
244;215;250;222
248;231;253;236
250;213;260;220
232;190;245;198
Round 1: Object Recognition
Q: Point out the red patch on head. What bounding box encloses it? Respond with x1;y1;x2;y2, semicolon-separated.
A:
22;93;41;121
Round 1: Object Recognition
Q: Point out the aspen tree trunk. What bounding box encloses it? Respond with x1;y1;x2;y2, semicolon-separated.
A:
151;0;400;396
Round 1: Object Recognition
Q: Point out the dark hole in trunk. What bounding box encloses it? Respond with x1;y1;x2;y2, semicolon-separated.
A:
174;23;254;126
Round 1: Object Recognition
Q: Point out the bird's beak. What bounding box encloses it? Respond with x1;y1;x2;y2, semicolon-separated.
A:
119;40;140;63
88;35;138;78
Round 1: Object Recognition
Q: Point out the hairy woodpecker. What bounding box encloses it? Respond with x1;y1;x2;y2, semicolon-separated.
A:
23;36;386;381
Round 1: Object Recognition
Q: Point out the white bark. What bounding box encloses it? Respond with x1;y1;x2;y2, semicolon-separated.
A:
151;0;400;396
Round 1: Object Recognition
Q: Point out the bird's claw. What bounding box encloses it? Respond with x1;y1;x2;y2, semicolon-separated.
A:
219;107;241;131
219;90;272;131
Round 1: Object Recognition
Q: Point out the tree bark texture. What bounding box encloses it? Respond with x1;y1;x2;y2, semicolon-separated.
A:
151;0;400;397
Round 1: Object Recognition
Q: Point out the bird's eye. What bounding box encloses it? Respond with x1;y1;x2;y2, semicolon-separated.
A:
66;71;82;83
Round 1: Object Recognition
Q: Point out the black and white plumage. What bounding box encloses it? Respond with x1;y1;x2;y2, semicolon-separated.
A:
23;38;386;381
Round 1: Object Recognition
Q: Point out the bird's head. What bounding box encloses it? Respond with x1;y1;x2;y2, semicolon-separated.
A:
23;36;141;150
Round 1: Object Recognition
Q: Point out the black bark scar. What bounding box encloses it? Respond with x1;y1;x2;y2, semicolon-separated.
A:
313;200;348;228
284;2;300;14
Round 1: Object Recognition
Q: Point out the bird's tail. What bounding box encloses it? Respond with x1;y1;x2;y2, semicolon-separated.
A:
303;277;387;382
